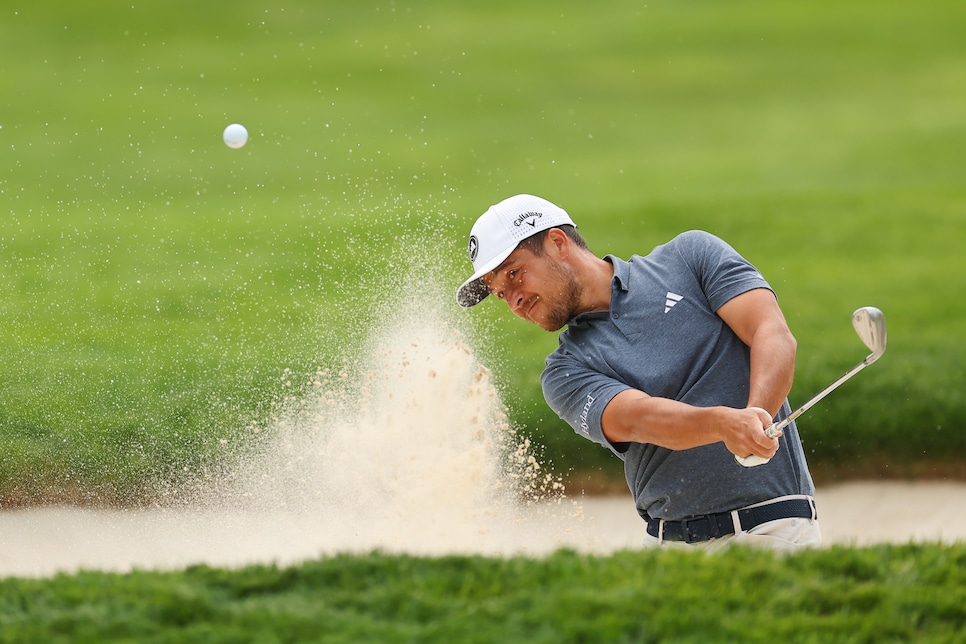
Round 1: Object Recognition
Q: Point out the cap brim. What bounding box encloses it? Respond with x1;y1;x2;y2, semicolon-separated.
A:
455;243;517;308
456;278;489;308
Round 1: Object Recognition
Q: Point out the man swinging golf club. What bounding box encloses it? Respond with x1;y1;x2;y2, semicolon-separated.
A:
457;194;821;549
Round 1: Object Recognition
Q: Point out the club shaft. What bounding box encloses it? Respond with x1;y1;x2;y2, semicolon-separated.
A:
765;354;875;438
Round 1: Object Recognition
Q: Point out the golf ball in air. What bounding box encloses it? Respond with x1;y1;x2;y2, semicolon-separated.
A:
223;123;248;149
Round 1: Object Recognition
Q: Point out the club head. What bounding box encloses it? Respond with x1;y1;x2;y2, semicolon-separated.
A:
852;306;887;363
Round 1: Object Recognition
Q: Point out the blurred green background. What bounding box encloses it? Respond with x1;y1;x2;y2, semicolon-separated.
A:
1;0;964;503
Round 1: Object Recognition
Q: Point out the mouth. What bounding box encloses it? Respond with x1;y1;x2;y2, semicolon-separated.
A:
525;295;540;319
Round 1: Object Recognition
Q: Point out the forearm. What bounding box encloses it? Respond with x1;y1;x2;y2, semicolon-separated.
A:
601;391;727;449
716;288;797;418
601;390;780;458
746;319;797;417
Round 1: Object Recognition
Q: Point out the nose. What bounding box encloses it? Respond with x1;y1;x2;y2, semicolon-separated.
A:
502;279;533;317
506;289;526;315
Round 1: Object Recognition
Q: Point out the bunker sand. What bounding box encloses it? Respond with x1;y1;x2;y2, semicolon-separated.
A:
1;481;964;578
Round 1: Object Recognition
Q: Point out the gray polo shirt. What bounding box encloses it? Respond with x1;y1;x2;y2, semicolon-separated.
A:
541;230;815;522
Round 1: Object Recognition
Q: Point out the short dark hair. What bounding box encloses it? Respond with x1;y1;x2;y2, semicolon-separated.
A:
517;225;589;255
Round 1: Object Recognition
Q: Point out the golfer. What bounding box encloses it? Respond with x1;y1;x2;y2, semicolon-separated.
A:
457;194;821;549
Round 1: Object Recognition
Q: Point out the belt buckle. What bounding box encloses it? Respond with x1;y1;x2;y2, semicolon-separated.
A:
681;516;713;544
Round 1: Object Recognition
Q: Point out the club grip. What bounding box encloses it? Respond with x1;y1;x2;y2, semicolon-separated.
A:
735;453;770;467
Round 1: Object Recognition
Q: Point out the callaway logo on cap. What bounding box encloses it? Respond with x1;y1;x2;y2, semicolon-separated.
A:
456;194;577;308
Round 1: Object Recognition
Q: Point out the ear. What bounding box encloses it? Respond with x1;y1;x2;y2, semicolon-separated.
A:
545;228;571;260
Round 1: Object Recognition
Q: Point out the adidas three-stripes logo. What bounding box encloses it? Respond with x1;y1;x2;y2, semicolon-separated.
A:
664;292;683;313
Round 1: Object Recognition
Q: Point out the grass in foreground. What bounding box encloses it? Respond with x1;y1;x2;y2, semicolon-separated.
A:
1;545;964;643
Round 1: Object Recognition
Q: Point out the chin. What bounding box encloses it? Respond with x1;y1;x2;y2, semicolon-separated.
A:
538;317;568;332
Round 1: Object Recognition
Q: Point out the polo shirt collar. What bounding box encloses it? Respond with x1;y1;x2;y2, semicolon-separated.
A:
605;255;630;292
567;255;627;329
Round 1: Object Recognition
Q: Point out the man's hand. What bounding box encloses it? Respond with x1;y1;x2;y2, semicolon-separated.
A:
719;406;781;461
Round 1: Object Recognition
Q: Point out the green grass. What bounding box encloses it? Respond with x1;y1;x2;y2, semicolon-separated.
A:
2;545;965;642
1;0;965;502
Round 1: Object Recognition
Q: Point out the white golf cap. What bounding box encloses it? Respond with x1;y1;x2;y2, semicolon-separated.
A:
456;194;576;308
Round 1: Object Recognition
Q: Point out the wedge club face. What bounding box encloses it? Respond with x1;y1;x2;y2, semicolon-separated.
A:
852;306;887;364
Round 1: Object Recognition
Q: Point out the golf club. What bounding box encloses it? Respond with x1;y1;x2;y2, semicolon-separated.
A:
736;306;887;467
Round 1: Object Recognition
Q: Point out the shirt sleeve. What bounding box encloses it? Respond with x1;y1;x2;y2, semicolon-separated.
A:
676;230;773;311
541;349;631;459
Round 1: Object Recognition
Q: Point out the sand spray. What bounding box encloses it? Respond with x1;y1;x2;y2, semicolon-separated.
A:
196;256;592;557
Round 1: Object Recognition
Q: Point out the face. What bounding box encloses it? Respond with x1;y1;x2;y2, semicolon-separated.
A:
482;245;581;332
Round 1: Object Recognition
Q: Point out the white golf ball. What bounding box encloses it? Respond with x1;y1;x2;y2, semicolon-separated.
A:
223;123;248;149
